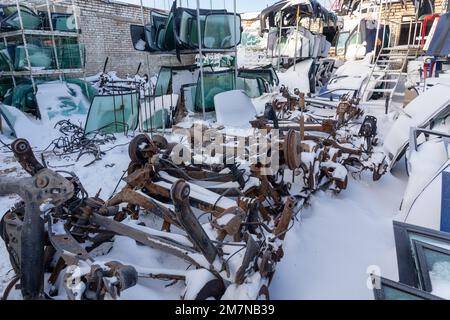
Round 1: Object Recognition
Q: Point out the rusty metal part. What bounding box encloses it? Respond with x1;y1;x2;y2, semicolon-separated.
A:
194;277;226;300
275;197;296;240
90;213;201;267
321;163;348;190
107;188;179;229
304;135;362;156
0;169;74;300
123;166;153;188
171;180;218;264
283;129;302;170
128;134;159;165
10;138;44;176
250;118;336;136
213;207;246;242
235;236;259;284
152;135;169;149
48;222;93;266
144;180;230;214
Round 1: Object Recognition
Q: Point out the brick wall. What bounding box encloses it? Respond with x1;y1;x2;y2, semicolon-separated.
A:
379;0;446;44
4;0;195;77
74;0;195;77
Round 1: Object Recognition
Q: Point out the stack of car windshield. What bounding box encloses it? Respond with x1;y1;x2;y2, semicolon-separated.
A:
0;5;76;32
0;36;85;72
0;5;41;31
131;5;241;54
152;64;273;114
84;92;140;134
238;65;279;87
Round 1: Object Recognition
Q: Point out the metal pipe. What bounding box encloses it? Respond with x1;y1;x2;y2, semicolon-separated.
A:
15;0;36;94
46;0;62;81
233;0;238;86
373;0;383;63
293;5;301;71
277;11;283;71
196;0;206;119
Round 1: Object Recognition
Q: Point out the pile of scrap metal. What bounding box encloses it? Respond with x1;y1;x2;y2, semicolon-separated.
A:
250;86;386;189
0;136;299;300
261;0;338;63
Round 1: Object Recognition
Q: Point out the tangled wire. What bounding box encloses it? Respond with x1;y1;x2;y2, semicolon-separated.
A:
49;120;116;167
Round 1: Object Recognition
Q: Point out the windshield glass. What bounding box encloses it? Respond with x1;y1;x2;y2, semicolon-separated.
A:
203;14;241;49
84;92;139;134
336;31;349;55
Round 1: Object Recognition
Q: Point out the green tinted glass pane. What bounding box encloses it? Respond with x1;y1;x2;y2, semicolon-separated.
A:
0;51;10;71
53;14;76;32
424;249;450;289
5;84;36;113
157;27;166;50
0;77;14;97
349;32;361;45
179;12;195;46
14;44;55;70
237;77;263;98
2;6;18;16
154;67;172;96
195;70;235;112
336;31;349;55
6;10;41;30
84;92;139;134
203;15;241;49
0;104;18;137
57;44;84;68
163;14;175;50
65;78;97;101
239;69;276;86
142;108;169;130
383;286;423;300
182;84;197;112
179;13;205;47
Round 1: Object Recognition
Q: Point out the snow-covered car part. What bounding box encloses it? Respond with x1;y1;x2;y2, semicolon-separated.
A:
0;138;74;300
397;128;450;233
383;83;450;170
0;135;298;300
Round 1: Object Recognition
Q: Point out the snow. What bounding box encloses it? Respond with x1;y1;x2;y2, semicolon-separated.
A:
327;56;372;92
277;59;314;93
271;170;407;299
383;84;450;167
214;90;257;128
399;139;449;220
430;261;450;299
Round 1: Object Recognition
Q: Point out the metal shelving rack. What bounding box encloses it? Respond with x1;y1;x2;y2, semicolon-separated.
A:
138;0;239;120
0;0;86;94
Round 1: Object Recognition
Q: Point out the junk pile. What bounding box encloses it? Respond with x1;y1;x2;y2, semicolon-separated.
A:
0;136;295;300
0;96;387;299
250;87;386;187
260;0;338;64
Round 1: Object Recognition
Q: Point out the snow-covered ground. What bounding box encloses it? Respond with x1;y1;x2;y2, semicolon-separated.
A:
271;168;407;299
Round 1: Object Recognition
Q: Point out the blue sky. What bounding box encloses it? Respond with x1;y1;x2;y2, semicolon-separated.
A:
119;0;305;13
